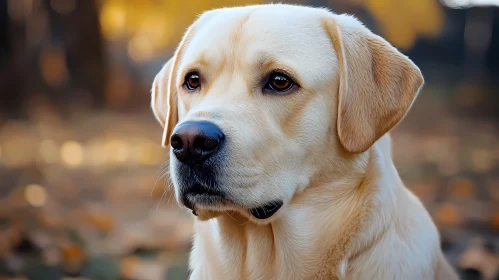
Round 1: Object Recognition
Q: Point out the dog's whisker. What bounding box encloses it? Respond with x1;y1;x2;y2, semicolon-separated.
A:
167;181;176;207
224;210;238;222
155;161;170;176
152;160;170;196
239;217;251;226
156;188;167;211
156;174;175;211
247;186;259;202
270;180;282;198
151;171;168;196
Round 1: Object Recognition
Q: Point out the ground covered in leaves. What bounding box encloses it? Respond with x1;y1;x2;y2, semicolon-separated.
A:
0;96;498;280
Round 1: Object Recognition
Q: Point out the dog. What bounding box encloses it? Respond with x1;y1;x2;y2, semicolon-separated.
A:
151;4;458;280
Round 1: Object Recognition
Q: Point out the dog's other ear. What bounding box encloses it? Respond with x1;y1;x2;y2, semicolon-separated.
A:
151;57;177;148
151;27;195;148
323;15;424;153
151;58;173;129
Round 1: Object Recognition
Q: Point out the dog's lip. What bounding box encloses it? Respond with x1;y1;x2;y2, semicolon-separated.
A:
182;184;284;219
183;193;227;210
249;200;283;219
182;183;229;212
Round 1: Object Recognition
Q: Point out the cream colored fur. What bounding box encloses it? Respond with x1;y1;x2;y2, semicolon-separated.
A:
151;4;459;280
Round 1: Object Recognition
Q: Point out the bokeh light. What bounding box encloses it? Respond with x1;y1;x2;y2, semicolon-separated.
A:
133;140;164;166
39;46;69;88
471;148;494;173
99;1;127;40
24;184;48;207
60;141;84;167
105;139;129;164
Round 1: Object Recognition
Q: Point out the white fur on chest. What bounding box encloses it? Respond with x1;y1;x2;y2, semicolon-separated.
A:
190;209;326;280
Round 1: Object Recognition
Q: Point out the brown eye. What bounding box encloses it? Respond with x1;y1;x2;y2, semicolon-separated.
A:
184;72;201;90
265;72;295;93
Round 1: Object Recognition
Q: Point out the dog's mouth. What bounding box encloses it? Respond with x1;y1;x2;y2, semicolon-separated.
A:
182;183;227;211
181;183;283;220
249;200;283;219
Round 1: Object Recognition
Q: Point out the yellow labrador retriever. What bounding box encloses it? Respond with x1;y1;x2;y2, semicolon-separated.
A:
151;4;458;280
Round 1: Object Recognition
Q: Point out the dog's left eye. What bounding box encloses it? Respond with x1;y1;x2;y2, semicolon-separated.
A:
184;72;201;91
264;72;295;93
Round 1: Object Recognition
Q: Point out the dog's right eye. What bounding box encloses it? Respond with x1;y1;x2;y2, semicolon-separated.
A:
184;72;201;91
264;72;296;94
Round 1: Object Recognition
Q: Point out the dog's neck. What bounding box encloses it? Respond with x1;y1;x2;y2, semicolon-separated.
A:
190;136;404;279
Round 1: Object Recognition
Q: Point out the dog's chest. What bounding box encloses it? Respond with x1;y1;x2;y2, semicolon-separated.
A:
200;217;342;280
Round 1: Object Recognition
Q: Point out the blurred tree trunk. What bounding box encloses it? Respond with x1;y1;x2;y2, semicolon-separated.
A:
48;0;107;109
0;0;8;63
0;0;106;121
0;0;25;120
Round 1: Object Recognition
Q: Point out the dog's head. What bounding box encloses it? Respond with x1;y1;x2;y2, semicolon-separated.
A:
151;4;423;223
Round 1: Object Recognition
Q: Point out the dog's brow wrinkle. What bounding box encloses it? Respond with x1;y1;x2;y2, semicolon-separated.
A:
256;52;275;67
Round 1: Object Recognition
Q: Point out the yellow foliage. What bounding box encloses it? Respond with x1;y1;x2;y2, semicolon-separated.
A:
99;0;443;60
99;0;263;61
355;0;444;49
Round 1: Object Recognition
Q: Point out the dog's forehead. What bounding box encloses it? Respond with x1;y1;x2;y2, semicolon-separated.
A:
181;5;336;79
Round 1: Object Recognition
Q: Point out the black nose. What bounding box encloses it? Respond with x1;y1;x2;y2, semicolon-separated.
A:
170;121;225;166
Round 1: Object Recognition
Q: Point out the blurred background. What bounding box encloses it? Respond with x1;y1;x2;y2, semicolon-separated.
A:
0;0;498;279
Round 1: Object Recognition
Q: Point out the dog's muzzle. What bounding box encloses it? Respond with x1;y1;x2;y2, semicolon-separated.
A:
171;121;283;220
171;121;228;211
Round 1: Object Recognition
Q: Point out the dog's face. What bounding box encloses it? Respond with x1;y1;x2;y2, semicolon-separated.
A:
151;5;423;223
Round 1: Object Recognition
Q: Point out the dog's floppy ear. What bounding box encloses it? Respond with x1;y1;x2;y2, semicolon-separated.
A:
151;58;174;129
151;27;195;148
323;15;424;153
